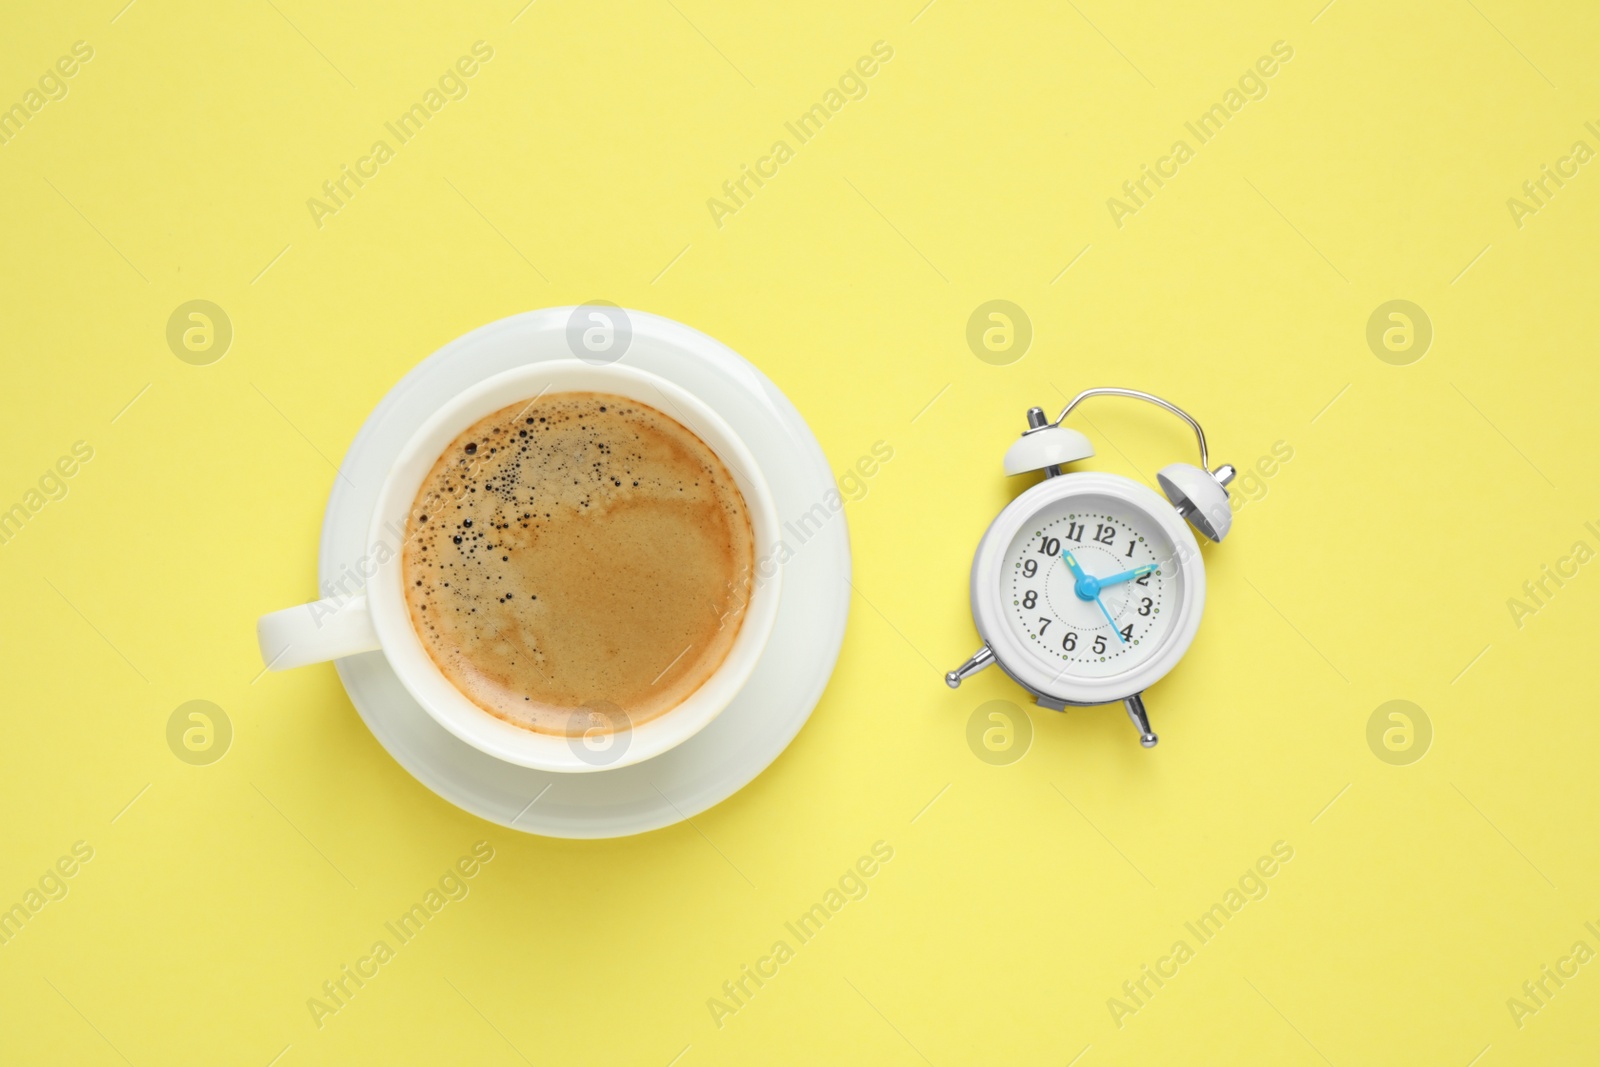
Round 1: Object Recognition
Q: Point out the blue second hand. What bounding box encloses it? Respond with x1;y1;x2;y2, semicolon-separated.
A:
1064;550;1127;644
1095;593;1125;643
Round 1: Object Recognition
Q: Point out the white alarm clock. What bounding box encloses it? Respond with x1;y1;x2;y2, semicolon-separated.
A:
945;388;1236;748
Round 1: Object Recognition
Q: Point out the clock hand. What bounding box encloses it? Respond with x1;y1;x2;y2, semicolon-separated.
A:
1063;551;1127;641
1096;563;1158;588
1093;591;1127;643
1061;550;1088;582
1061;551;1099;601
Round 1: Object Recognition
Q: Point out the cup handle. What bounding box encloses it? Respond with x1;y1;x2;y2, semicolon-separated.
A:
257;595;381;670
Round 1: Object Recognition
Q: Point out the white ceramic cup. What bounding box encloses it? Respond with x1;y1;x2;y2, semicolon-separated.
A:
256;360;782;773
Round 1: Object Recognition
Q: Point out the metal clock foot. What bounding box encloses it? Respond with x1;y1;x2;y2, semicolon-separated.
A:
945;646;995;688
1123;693;1158;748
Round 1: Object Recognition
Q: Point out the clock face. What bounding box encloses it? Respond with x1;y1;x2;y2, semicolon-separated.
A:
1000;493;1183;680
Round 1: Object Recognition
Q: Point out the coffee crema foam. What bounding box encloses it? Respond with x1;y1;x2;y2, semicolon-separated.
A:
401;392;754;736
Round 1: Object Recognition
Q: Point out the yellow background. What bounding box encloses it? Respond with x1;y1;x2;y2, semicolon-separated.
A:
2;0;1597;1063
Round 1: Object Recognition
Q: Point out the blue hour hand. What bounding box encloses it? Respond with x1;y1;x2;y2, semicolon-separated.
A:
1062;551;1098;601
1061;550;1088;582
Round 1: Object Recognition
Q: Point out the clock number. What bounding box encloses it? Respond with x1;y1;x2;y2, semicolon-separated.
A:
1062;632;1076;651
1092;634;1107;654
1037;617;1051;635
1064;522;1084;543
1022;590;1037;608
1119;623;1134;642
1093;524;1114;545
1022;559;1037;578
1138;597;1152;616
1038;537;1061;557
1135;572;1151;586
1126;540;1136;558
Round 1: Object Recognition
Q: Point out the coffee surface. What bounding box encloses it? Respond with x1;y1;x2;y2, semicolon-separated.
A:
401;392;754;735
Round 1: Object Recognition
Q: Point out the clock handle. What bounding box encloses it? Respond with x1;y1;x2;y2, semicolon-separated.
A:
1124;693;1158;748
1053;387;1213;470
944;646;995;688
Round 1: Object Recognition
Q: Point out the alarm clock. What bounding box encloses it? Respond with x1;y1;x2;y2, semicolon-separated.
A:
945;387;1236;748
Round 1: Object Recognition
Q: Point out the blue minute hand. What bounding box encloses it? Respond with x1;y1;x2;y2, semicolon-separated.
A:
1096;563;1158;588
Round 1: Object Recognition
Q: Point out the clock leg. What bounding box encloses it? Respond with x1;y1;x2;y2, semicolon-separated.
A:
944;646;995;688
1123;693;1158;748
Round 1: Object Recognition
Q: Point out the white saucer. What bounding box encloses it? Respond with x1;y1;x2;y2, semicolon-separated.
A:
321;309;850;838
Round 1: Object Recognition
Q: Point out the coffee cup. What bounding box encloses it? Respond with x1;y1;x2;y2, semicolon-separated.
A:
256;360;782;772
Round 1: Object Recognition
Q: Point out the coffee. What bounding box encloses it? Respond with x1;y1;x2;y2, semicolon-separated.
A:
401;392;755;735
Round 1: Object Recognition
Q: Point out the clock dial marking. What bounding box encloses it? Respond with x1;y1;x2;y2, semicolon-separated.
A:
1004;502;1176;678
